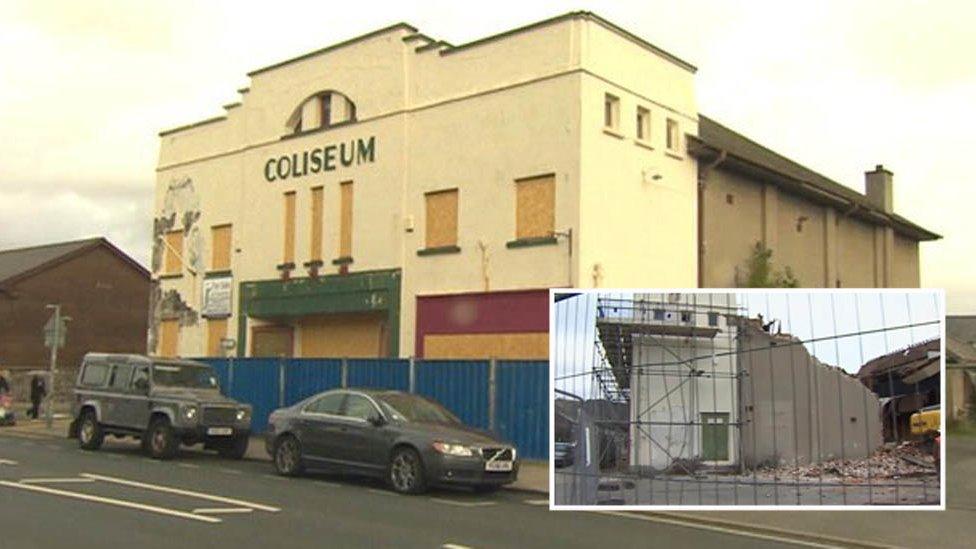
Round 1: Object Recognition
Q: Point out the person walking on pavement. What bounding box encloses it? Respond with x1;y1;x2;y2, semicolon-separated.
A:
29;374;46;419
0;370;10;395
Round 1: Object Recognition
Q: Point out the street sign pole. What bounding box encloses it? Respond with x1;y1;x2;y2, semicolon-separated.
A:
44;304;60;429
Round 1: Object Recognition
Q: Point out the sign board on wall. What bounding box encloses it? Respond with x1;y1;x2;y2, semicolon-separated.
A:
202;277;233;318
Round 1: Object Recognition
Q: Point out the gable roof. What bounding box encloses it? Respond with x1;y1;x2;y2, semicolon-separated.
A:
0;237;149;287
689;115;941;242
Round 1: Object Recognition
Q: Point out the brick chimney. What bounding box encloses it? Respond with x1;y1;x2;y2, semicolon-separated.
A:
865;164;893;213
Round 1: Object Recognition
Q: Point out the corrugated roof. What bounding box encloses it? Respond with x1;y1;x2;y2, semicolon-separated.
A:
0;237;148;286
692;116;941;241
947;315;976;345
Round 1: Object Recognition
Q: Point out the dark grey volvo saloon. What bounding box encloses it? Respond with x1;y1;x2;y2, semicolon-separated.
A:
265;389;519;494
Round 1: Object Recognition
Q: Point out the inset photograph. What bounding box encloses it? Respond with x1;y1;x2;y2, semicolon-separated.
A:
552;290;943;508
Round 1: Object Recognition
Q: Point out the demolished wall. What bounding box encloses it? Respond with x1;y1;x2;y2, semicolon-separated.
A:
739;321;883;468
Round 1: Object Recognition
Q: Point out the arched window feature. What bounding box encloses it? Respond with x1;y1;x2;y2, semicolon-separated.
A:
286;91;357;134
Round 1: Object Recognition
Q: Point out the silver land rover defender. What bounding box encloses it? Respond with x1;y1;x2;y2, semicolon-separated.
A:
69;353;252;460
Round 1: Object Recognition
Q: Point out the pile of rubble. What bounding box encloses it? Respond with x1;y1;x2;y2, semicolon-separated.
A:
759;441;936;480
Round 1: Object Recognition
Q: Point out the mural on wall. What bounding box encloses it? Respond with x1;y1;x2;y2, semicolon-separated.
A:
148;177;205;353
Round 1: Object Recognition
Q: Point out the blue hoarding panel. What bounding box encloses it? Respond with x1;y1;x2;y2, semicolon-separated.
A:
283;358;342;406
347;359;410;390
496;360;549;460
415;360;490;429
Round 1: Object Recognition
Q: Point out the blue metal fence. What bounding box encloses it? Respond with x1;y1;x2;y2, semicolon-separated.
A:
496;360;549;460
415;360;490;430
194;357;549;459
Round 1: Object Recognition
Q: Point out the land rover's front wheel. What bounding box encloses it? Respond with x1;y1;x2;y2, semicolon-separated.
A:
77;410;104;451
146;417;178;460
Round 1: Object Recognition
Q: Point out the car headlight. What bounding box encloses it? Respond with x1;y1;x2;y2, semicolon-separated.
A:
236;409;249;422
432;441;473;456
182;405;198;422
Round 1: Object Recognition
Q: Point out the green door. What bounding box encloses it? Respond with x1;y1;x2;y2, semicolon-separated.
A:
701;412;729;461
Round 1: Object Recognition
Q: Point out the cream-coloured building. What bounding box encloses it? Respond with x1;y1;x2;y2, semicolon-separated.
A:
151;12;938;360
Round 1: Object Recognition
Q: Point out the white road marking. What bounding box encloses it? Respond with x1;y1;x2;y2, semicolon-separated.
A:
19;478;96;485
314;480;341;488
430;498;496;508
0;480;220;524
193;507;253;515
442;544;475;549
104;454;125;460
600;511;853;549
367;488;396;496
176;463;200;469
0;459;18;466
523;498;549;506
81;473;280;512
216;468;242;475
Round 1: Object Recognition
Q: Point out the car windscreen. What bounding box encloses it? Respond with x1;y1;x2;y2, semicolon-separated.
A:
152;363;219;389
375;394;461;425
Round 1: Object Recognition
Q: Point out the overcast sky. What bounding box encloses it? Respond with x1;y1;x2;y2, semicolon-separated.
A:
553;291;942;398
1;1;973;310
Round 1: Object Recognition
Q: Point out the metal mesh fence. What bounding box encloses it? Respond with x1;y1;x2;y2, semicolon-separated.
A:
553;291;942;506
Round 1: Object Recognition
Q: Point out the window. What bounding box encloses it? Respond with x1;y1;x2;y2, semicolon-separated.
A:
283;191;296;264
707;312;719;327
636;107;650;141
726;194;735;205
163;229;183;275
207;318;228;357
211;224;232;271
80;363;110;387
666;118;680;151
653;309;665;321
339;181;353;258
424;189;458;249
288;91;358;134
320;94;332;127
304;392;344;415
604;94;619;129
108;363;134;390
515;174;555;240
680;311;693;324
343;394;378;421
131;365;149;391
158;319;179;357
310;186;324;261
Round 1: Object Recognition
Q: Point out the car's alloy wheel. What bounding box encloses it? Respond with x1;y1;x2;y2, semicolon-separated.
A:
77;411;104;450
274;436;304;476
389;447;426;494
146;418;177;459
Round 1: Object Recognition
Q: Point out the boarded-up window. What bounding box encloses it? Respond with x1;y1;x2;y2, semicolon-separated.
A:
207;318;228;357
163;230;183;275
425;189;458;248
339;181;353;258
515;175;555;240
158;319;179;357
211;224;232;271
283;191;296;263
310;186;324;261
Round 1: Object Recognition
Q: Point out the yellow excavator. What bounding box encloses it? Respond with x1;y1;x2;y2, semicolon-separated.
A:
909;404;940;472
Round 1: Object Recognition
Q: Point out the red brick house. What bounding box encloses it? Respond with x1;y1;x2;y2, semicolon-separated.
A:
0;237;150;400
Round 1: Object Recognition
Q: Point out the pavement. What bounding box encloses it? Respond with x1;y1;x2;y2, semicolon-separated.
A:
0;430;817;549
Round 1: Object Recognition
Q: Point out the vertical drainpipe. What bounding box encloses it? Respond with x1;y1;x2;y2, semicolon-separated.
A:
698;148;726;287
341;357;349;388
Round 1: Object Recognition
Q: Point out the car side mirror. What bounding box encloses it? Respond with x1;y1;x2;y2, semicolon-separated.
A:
368;414;386;427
